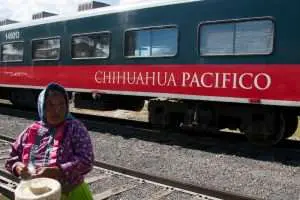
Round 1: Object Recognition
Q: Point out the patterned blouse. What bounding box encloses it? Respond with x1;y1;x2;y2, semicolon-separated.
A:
5;118;94;189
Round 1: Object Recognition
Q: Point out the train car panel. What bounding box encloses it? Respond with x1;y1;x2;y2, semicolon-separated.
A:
0;0;299;145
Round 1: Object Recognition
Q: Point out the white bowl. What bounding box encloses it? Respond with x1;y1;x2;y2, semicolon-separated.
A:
15;178;61;200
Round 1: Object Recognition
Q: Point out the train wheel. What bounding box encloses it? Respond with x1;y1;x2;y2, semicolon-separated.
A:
243;111;285;146
283;113;298;138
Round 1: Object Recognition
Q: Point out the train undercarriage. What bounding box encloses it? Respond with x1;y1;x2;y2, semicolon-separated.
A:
148;99;299;146
2;87;298;146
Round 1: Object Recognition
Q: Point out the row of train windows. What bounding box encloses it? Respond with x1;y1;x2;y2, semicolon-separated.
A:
1;18;274;62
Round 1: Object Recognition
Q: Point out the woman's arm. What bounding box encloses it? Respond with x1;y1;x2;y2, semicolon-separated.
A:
5;129;27;176
59;121;94;178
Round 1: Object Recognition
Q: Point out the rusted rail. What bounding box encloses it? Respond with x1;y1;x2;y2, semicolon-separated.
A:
0;169;19;200
94;161;259;200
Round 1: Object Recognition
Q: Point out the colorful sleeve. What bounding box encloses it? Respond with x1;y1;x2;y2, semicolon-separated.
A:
59;121;94;177
5;128;28;176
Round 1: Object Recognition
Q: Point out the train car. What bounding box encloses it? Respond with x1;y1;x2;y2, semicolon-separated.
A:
0;0;299;146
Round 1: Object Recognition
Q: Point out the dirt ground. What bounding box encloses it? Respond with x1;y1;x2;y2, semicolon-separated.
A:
293;124;300;140
70;102;148;122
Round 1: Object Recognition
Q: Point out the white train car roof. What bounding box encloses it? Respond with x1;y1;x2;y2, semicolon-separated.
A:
0;0;202;32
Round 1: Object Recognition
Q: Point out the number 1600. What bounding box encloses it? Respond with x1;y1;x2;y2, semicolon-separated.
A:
5;31;20;40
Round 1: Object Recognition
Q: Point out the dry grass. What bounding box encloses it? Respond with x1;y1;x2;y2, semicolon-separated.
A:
290;121;300;141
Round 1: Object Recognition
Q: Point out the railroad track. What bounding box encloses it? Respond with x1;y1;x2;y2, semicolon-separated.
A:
0;135;259;200
0;140;18;199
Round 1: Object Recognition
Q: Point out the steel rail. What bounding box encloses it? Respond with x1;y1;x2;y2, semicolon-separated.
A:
94;161;259;200
0;169;19;200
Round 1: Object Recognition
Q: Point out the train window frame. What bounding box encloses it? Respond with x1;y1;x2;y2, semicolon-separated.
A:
197;17;275;56
123;25;179;58
71;31;111;60
1;40;24;63
31;36;61;61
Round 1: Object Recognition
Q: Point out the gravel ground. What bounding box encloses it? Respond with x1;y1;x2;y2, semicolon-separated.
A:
0;113;299;200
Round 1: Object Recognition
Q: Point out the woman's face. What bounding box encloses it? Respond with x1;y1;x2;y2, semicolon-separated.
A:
45;91;67;126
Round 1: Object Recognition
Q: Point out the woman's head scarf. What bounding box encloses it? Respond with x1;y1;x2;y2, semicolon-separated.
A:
37;82;70;124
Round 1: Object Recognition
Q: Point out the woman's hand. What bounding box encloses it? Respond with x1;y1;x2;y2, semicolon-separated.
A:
15;163;31;179
33;167;62;180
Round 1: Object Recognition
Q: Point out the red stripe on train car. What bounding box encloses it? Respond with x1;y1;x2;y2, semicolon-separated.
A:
0;64;299;102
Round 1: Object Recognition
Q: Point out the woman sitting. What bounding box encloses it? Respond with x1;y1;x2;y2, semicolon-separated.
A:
5;83;94;200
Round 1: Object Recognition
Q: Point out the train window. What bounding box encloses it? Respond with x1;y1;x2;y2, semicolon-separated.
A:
1;42;24;62
200;23;234;55
72;32;110;59
199;19;274;56
32;38;60;60
124;27;177;57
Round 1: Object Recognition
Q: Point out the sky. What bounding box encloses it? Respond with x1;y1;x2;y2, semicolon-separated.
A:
0;0;150;22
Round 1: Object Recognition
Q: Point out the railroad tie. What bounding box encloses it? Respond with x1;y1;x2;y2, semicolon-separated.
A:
143;188;174;200
93;183;137;200
85;174;111;184
190;194;223;200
